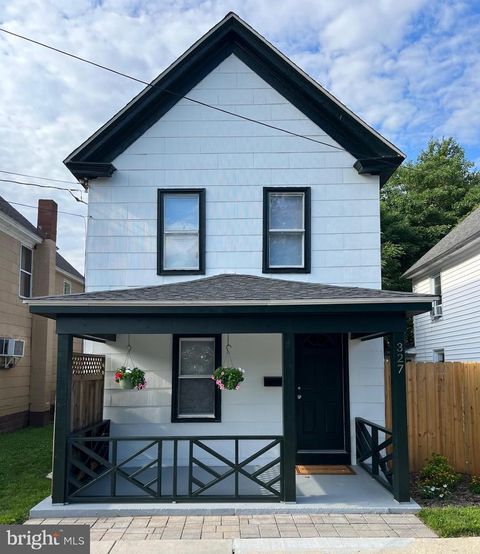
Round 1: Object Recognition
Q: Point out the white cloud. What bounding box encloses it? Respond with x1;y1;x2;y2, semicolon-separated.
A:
0;0;478;274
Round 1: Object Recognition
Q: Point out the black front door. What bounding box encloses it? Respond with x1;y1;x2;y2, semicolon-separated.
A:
295;334;349;464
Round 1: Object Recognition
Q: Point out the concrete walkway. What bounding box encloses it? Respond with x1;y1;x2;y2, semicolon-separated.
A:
25;513;435;541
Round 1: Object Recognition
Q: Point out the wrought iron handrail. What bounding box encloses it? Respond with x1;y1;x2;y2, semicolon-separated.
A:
355;417;393;493
66;428;284;503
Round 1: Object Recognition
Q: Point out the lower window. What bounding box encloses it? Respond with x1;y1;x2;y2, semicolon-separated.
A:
172;335;221;422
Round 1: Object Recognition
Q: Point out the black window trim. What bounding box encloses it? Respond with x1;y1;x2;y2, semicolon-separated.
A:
263;187;311;274
157;188;206;275
171;334;222;423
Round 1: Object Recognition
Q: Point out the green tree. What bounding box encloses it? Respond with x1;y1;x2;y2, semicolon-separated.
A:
381;138;480;291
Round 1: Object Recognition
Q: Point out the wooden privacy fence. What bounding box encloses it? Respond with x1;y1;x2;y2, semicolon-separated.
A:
71;353;106;433
385;361;480;475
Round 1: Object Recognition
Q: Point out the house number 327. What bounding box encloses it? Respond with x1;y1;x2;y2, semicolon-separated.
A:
396;342;404;375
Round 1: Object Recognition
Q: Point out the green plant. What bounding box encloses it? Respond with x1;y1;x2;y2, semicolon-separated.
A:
418;453;461;499
212;367;245;390
114;366;146;390
469;476;480;495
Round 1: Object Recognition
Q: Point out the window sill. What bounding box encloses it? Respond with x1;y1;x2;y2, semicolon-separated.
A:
263;267;310;274
158;269;205;276
171;417;221;423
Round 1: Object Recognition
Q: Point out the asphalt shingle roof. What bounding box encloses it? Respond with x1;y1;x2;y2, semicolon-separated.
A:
0;195;83;282
29;273;431;304
0;195;42;238
405;207;480;277
56;253;84;282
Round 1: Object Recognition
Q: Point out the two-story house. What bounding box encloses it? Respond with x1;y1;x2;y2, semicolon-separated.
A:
0;196;84;431
405;206;480;361
27;13;434;509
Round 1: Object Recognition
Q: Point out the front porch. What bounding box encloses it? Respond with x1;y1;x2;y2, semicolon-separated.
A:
27;274;434;511
30;465;419;518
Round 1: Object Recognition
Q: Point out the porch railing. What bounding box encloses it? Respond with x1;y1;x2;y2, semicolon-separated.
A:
66;421;284;503
355;417;393;493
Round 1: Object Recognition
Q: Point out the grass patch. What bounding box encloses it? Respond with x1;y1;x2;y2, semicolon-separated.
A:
0;425;53;524
419;506;480;537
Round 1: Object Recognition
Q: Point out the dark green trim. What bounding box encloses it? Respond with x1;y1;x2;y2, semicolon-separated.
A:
171;334;221;423
282;333;296;502
66;161;115;180
54;312;409;336
389;331;410;502
157;189;206;275
72;334;116;343
263;187;311;274
63;14;403;184
52;334;73;503
351;331;389;341
31;301;434;318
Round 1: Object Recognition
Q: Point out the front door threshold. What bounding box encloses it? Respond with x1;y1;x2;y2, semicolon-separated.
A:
296;450;350;465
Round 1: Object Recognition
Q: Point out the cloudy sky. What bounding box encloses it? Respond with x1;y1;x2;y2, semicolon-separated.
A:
0;0;479;273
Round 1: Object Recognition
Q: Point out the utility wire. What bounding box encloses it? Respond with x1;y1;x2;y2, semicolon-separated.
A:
6;200;87;219
2;28;454;178
0;177;87;204
0;169;79;185
0;27;351;154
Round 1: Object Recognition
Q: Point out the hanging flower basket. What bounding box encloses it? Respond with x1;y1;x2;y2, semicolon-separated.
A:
114;366;146;390
212;367;245;391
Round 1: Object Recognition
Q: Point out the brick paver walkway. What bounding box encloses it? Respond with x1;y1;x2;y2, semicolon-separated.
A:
25;514;436;540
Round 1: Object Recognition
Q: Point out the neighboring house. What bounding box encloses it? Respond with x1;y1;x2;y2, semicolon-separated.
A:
28;13;433;506
405;206;480;362
0;196;84;431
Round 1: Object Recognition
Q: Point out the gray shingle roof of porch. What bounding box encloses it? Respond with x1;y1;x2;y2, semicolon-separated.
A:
26;273;435;306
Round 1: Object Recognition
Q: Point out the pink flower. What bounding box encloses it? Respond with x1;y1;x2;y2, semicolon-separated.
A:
235;385;240;390
216;379;222;385
219;383;225;390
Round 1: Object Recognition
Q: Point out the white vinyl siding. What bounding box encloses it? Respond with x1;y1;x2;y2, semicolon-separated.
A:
85;54;381;292
413;249;480;361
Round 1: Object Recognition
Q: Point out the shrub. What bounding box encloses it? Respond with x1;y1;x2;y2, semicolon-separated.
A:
418;454;460;499
469;476;480;495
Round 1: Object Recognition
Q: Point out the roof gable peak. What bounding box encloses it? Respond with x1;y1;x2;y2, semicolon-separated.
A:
65;13;404;186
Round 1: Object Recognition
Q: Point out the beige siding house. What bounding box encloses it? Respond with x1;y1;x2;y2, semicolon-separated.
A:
0;196;84;431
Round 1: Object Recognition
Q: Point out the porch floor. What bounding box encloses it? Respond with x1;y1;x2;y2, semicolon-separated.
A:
30;467;419;518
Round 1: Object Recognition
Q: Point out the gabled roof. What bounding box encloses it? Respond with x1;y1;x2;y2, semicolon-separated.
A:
404;207;480;278
0;195;42;239
56;252;84;282
65;12;404;186
27;273;433;307
0;196;84;281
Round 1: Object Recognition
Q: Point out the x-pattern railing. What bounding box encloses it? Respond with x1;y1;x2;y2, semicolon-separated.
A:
190;438;283;497
66;429;284;502
355;417;393;493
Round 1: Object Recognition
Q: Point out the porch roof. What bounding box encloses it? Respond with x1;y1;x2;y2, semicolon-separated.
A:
27;273;434;317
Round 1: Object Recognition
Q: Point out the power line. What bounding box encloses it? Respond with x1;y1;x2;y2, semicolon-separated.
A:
0;169;79;185
0;27;350;154
4;28;453;178
0;177;87;204
6;200;88;219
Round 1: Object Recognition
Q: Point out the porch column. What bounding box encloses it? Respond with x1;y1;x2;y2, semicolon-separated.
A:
282;333;296;502
389;332;410;502
51;334;73;503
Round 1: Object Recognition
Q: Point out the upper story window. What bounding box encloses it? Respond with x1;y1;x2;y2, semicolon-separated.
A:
157;189;205;275
63;281;72;295
431;274;442;319
171;335;221;422
433;349;445;362
19;245;32;298
263;187;311;273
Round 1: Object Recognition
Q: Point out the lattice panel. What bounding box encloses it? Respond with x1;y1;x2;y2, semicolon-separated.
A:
72;354;105;375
